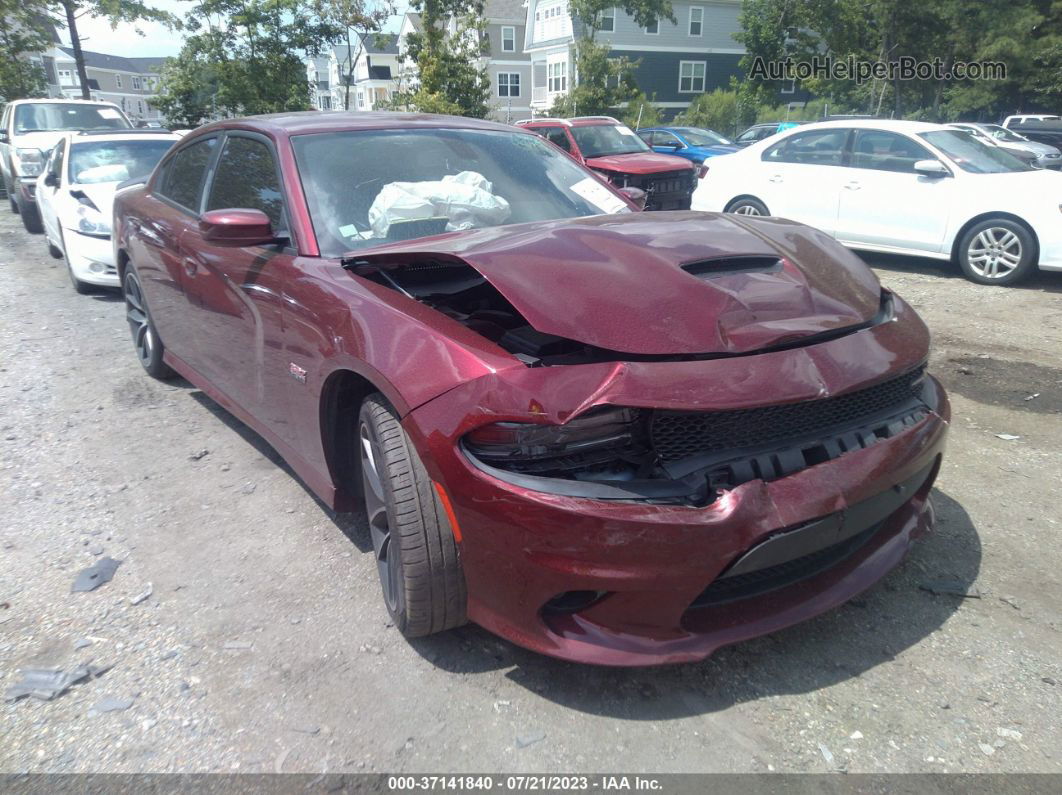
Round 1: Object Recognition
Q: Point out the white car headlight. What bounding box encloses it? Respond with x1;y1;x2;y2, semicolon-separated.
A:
76;204;112;237
13;148;45;177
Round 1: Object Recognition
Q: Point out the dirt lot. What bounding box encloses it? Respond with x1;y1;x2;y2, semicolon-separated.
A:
1;207;1060;775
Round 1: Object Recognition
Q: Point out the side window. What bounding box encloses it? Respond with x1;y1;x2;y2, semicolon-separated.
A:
736;128;759;144
51;143;65;181
540;126;571;152
851;130;934;173
638;131;655;146
206;136;286;230
158;137;218;211
655;131;682;148
763;129;848;166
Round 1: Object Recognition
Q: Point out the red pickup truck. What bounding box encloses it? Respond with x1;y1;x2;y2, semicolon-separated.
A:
516;116;698;211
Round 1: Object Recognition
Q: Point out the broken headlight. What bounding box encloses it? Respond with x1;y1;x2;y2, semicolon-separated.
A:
463;407;641;469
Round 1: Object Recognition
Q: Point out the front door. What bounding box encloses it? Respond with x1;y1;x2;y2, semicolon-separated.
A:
835;129;953;253
182;133;297;442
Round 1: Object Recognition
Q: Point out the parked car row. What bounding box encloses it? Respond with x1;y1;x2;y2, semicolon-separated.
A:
692;119;1062;286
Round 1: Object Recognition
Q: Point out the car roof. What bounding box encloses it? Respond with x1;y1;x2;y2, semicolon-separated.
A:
785;119;951;133
191;111;524;139
516;116;622;128
8;98;122;107
68;131;180;144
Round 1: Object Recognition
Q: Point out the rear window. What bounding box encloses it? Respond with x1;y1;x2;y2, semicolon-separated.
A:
14;103;130;133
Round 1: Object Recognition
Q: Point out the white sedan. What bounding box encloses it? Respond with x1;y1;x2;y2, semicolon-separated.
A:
692;119;1062;285
36;131;178;293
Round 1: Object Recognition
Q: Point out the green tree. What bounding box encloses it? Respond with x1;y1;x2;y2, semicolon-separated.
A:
152;0;341;125
389;0;491;117
51;0;179;100
672;88;741;136
553;0;674;117
0;2;51;100
620;90;660;128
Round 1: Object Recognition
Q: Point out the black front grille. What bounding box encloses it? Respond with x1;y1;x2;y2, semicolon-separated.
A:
689;520;884;607
651;367;925;461
646;170;693;195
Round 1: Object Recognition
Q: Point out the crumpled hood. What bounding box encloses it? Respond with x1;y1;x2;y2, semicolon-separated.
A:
584;152;696;175
349;211;883;356
71;182;120;218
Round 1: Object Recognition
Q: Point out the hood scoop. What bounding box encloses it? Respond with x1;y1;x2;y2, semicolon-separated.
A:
346;212;883;356
681;256;783;278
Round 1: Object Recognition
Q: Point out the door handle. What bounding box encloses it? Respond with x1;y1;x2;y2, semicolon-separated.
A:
182;257;198;276
844;181;861;190
768;174;783;183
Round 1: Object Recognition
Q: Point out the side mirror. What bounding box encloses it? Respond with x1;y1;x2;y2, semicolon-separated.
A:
914;159;950;178
44;172;58;187
618;186;647;210
199;208;278;246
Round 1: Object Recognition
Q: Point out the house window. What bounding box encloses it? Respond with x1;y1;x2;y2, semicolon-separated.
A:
58;69;72;84
645;18;658;34
132;76;142;90
547;61;567;93
501;26;515;52
679;61;706;93
599;7;615;31
498;72;521;97
357;91;365;109
322;95;332;109
689;7;703;36
781;79;796;94
138;100;144;114
115;74;122;88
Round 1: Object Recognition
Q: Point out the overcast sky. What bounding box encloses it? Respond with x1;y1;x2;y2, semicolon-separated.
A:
60;0;410;58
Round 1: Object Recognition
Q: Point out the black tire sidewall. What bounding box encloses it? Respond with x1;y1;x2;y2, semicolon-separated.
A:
726;197;770;216
124;266;172;378
958;219;1036;286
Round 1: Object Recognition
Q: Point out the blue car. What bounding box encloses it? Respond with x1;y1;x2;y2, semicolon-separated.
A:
636;126;740;164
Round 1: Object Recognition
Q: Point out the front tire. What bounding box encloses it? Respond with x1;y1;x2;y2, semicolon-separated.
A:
123;266;174;379
20;201;43;234
725;197;770;216
957;219;1036;286
358;394;466;638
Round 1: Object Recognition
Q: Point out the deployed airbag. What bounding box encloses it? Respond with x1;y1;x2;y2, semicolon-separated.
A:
368;171;511;238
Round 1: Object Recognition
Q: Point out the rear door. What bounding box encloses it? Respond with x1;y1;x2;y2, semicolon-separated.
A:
835;129;953;253
183;132;298;439
756;127;850;233
135;135;220;362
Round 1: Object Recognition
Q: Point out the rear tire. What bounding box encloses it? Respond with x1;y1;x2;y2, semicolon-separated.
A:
358;393;467;638
123;266;174;378
725;197;770;216
957;218;1036;286
20;201;43;234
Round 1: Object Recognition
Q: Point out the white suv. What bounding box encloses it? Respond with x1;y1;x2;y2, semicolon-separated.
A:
0;99;132;233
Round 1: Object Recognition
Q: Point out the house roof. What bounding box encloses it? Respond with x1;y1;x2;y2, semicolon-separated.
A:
485;0;525;21
57;47;168;75
359;32;399;54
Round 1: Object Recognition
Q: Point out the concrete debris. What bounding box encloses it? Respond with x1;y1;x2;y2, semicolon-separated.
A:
71;557;121;592
129;583;153;605
5;664;109;702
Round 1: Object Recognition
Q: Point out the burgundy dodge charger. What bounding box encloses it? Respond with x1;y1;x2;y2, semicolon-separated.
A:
113;112;949;666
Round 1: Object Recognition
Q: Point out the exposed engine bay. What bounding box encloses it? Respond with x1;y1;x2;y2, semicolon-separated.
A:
357;259;613;366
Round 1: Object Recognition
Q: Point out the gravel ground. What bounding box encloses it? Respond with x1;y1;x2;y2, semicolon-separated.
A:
1;207;1060;775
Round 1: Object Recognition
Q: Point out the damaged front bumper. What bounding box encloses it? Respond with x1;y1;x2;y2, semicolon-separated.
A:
403;295;949;665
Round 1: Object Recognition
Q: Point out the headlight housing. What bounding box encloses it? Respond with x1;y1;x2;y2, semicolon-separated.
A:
76;204;112;237
13;148;45;177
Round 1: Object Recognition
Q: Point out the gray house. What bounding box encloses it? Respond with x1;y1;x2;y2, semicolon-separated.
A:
44;46;167;121
481;0;533;122
524;0;754;118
